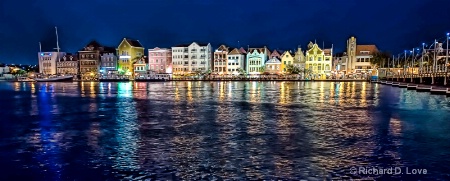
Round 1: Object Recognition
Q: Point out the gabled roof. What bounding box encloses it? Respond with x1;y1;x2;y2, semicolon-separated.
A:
125;39;143;47
248;46;270;54
59;54;78;61
228;48;244;55
216;45;228;51
324;49;332;56
270;50;282;57
239;47;247;54
356;45;378;55
266;57;281;64
281;50;293;57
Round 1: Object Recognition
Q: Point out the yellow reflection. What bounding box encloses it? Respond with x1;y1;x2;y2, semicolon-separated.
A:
90;82;96;98
31;83;36;94
219;82;225;101
361;82;367;106
175;87;180;101
187;81;192;102
319;81;325;103
14;82;20;91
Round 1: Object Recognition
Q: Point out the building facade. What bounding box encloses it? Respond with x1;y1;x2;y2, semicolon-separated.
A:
78;41;116;80
171;42;212;75
265;57;282;74
0;65;9;74
116;38;145;76
227;48;246;75
38;52;66;75
214;45;230;74
343;37;378;74
100;52;118;75
133;56;147;76
281;51;294;73
293;47;306;70
57;53;78;75
148;47;172;73
305;42;333;79
246;47;270;74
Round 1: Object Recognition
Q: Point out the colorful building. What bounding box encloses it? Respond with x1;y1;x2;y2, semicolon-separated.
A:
227;48;246;75
293;47;306;70
214;45;231;74
133;56;147;76
57;53;78;75
148;47;172;73
265;56;282;74
342;36;379;75
281;51;294;73
171;42;212;75
116;38;145;76
305;42;333;79
100;52;118;75
246;47;270;74
78;41;115;80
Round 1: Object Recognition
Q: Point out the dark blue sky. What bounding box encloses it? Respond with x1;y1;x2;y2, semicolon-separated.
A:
1;0;450;64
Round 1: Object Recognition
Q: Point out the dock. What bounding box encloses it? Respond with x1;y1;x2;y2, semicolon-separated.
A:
430;87;449;95
407;84;418;90
416;86;432;92
398;83;408;88
392;82;400;87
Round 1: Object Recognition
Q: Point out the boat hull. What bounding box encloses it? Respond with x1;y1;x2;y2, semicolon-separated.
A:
35;76;73;82
99;79;130;82
135;79;167;82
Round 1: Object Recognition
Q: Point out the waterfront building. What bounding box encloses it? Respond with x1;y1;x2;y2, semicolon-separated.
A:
78;41;115;80
281;51;294;73
38;52;66;75
265;56;282;74
305;42;333;79
148;47;172;73
133;56;147;76
171;42;212;75
0;65;9;74
270;50;282;59
100;52;118;75
293;47;306;70
342;36;379;75
214;45;231;74
116;38;145;76
57;53;78;75
246;46;270;74
227;48;246;75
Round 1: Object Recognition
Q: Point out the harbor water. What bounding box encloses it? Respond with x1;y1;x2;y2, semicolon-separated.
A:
0;81;450;180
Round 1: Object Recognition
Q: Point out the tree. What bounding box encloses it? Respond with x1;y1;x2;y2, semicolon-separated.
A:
371;51;391;68
286;64;301;74
259;66;265;73
237;68;246;75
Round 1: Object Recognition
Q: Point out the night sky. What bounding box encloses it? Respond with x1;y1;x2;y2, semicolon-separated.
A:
1;0;450;65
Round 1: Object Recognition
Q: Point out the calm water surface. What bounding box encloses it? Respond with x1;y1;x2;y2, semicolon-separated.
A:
1;81;450;180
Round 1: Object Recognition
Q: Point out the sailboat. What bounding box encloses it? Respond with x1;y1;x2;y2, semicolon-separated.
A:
35;27;74;82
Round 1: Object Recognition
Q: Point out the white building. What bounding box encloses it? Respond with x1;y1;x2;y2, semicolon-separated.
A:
171;42;212;74
213;45;230;74
227;48;246;75
38;52;66;75
0;65;9;74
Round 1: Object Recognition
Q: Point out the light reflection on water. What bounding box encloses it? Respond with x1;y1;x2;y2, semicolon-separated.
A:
0;81;450;180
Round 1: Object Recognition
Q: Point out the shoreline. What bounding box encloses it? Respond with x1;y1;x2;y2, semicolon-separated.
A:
375;80;450;96
2;79;370;83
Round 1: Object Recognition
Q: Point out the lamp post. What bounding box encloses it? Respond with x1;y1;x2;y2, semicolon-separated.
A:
445;33;449;85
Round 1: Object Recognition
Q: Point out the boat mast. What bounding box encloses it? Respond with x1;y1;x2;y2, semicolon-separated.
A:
55;26;60;62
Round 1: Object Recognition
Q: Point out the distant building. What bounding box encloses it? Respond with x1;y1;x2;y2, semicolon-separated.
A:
100;52;118;75
214;45;231;74
148;47;172;73
265;56;282;74
57;53;78;75
116;38;145;76
38;52;66;75
0;65;9;74
227;48;246;75
171;42;212;75
293;47;306;70
78;41;116;80
305;42;333;79
342;37;378;74
281;51;294;73
133;56;147;76
246;47;270;74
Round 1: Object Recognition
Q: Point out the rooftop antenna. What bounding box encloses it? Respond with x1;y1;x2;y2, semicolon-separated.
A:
323;41;325;49
39;42;42;52
238;41;240;48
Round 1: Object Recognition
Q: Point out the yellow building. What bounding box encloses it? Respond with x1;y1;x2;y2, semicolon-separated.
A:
305;42;332;79
116;38;145;76
281;51;294;73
